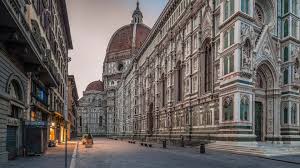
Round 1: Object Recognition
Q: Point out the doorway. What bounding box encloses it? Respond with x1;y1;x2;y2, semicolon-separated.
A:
255;102;263;141
255;62;276;142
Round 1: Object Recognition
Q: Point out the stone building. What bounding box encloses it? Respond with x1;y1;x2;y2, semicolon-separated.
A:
68;75;79;140
103;1;151;136
77;81;106;136
0;0;72;163
115;0;300;143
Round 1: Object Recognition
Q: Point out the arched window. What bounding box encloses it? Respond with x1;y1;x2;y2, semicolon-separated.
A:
204;42;212;93
8;80;23;119
176;61;182;102
291;103;297;125
240;96;249;121
284;69;289;84
224;0;234;20
292;0;297;14
292;19;297;38
283;107;288;124
162;74;166;107
99;116;103;126
283;19;289;37
283;0;289;14
255;4;264;25
223;96;233;121
283;47;289;62
9;80;22;101
241;0;249;14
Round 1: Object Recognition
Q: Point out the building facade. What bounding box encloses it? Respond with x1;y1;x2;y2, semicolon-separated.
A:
0;0;72;163
77;81;106;136
115;0;300;143
68;75;79;140
102;2;151;136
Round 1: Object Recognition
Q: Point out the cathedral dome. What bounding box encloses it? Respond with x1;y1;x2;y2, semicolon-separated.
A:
85;80;104;92
105;1;150;62
106;24;150;54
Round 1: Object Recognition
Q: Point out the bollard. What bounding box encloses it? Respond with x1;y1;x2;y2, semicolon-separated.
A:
181;140;184;147
162;140;167;148
180;136;184;147
200;144;205;154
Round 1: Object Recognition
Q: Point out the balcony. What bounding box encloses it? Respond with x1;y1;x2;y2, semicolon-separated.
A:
0;0;58;87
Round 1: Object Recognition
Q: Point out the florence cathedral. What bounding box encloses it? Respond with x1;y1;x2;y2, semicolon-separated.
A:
78;0;300;143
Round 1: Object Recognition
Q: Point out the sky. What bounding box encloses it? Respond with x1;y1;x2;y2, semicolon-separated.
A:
66;0;167;97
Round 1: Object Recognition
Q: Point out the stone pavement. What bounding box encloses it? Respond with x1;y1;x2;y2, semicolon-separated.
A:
4;141;76;168
75;138;300;168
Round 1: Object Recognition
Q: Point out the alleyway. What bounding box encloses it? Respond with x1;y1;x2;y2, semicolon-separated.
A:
5;142;76;168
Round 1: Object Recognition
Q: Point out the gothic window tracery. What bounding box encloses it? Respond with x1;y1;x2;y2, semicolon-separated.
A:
254;4;264;26
176;61;183;102
283;19;289;37
291;103;297;125
283;106;288;124
223;96;233;121
284;47;289;62
283;68;289;84
294;58;300;80
204;41;212;93
240;95;250;121
241;0;250;14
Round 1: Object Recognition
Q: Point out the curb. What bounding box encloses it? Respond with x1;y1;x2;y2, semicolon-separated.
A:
69;141;79;168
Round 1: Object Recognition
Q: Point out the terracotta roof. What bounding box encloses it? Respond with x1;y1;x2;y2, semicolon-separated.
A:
85;80;104;92
106;23;150;56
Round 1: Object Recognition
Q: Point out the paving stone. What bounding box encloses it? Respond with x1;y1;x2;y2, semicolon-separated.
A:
76;138;300;168
4;142;76;168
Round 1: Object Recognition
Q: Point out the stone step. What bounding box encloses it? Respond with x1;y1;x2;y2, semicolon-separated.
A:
207;144;266;156
207;143;300;156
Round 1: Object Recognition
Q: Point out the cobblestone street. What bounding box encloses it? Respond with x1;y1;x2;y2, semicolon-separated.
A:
76;138;300;168
5;142;76;168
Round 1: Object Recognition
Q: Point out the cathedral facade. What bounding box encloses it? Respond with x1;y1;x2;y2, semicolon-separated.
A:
114;0;300;143
102;2;150;136
77;81;106;136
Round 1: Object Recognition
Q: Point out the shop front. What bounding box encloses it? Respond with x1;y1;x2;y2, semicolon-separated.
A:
51;112;66;144
6;117;22;160
25;120;48;154
25;105;50;155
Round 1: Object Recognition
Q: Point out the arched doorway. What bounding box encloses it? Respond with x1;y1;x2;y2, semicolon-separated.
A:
254;62;275;141
7;78;24;159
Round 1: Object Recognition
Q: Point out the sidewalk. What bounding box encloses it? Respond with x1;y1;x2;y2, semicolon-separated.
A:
5;141;76;168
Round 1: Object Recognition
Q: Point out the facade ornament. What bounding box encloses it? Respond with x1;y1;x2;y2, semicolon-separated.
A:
262;43;271;57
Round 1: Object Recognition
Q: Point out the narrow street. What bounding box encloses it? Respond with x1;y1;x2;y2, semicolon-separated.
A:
5;142;76;168
76;138;300;168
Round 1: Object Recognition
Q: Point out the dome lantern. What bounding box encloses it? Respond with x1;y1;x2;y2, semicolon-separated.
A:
132;0;143;24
